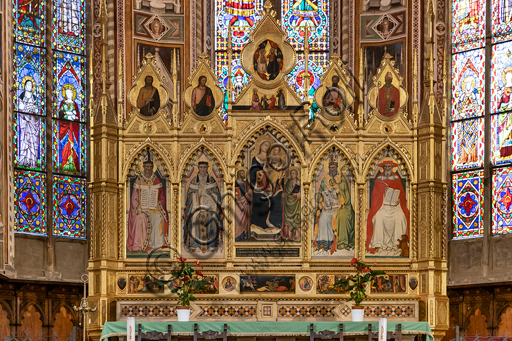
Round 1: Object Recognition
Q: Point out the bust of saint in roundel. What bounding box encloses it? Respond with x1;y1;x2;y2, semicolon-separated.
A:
253;40;284;81
191;75;216;117
136;75;161;117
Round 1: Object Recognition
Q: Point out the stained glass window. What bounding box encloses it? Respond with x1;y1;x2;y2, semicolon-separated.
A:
282;0;329;100
53;176;86;238
213;0;330;109
492;0;512;43
13;0;87;238
452;171;484;238
14;170;47;235
452;0;512;237
492;167;512;234
452;0;486;52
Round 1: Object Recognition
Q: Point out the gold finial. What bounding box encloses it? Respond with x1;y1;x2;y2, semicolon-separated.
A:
172;48;178;126
412;48;418;126
227;24;233;104
89;47;95;121
442;48;448;117
118;51;124;127
357;47;364;128
263;0;276;16
303;25;309;102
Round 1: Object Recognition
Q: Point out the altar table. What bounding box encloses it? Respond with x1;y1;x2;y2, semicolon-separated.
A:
99;322;433;341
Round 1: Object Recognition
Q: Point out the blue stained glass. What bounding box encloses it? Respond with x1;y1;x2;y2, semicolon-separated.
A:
13;0;46;45
14;170;47;235
52;51;86;122
13;44;46;117
287;52;328;101
53;176;86;238
282;0;329;51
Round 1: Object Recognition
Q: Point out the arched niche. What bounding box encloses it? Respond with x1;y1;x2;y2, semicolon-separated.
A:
364;145;411;259
232;122;304;245
309;144;356;258
180;145;226;260
124;145;172;259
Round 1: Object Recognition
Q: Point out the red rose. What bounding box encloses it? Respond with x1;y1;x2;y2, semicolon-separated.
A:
194;260;203;268
351;258;358;265
174;283;179;288
374;262;379;267
177;257;187;262
196;270;203;277
182;276;190;283
363;268;370;272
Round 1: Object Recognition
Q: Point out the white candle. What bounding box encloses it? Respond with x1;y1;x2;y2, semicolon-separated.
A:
127;317;136;341
378;318;388;341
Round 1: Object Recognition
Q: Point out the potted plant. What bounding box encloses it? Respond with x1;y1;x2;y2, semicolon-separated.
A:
156;257;211;321
334;258;386;321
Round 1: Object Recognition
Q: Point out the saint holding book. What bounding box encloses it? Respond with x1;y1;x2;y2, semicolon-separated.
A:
366;157;409;256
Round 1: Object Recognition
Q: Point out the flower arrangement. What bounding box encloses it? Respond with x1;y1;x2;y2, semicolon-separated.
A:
334;258;386;307
156;257;211;307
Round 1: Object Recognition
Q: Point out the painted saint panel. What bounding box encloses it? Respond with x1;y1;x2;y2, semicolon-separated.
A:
52;0;85;53
371;275;407;294
366;151;410;258
311;149;355;258
492;167;512;235
235;134;302;243
281;0;329;51
452;0;486;52
239;275;295;293
52;51;85;122
492;0;512;43
363;42;404;118
13;0;45;45
126;148;171;258
52;120;86;176
182;149;224;258
452;170;484;238
14;113;46;171
491;112;512;165
52;175;86;238
451;118;485;171
14;170;46;235
128;275;165;294
316;275;346;294
452;48;485;120
253;40;284;82
13;44;45;117
491;41;512;114
196;275;219;294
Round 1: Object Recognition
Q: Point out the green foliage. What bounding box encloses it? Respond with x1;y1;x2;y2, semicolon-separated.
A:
154;258;210;307
333;258;386;306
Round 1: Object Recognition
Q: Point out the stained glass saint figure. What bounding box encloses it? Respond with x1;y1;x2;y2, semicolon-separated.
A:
19;77;38;114
58;122;80;173
18;114;40;169
290;0;320;26
58;0;80;36
500;0;512;25
18;0;41;29
224;0;256;30
58;84;79;121
499;67;512;112
457;76;480;117
458;0;480;36
459;120;480;165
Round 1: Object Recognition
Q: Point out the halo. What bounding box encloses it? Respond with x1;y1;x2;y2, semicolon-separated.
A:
503;67;512;84
266;143;290;172
235;166;248;177
461;76;475;91
61;83;77;101
287;166;301;179
377;157;398;173
21;76;36;91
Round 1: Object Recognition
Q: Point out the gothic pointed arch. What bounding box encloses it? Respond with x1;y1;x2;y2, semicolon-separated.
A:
232;117;305;168
362;139;413;182
122;139;174;182
178;139;227;181
308;139;358;183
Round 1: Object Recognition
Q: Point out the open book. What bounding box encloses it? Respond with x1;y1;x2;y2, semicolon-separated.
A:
140;187;159;210
383;187;400;206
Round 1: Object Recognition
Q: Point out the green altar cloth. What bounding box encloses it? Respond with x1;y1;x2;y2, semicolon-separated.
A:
100;321;432;341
